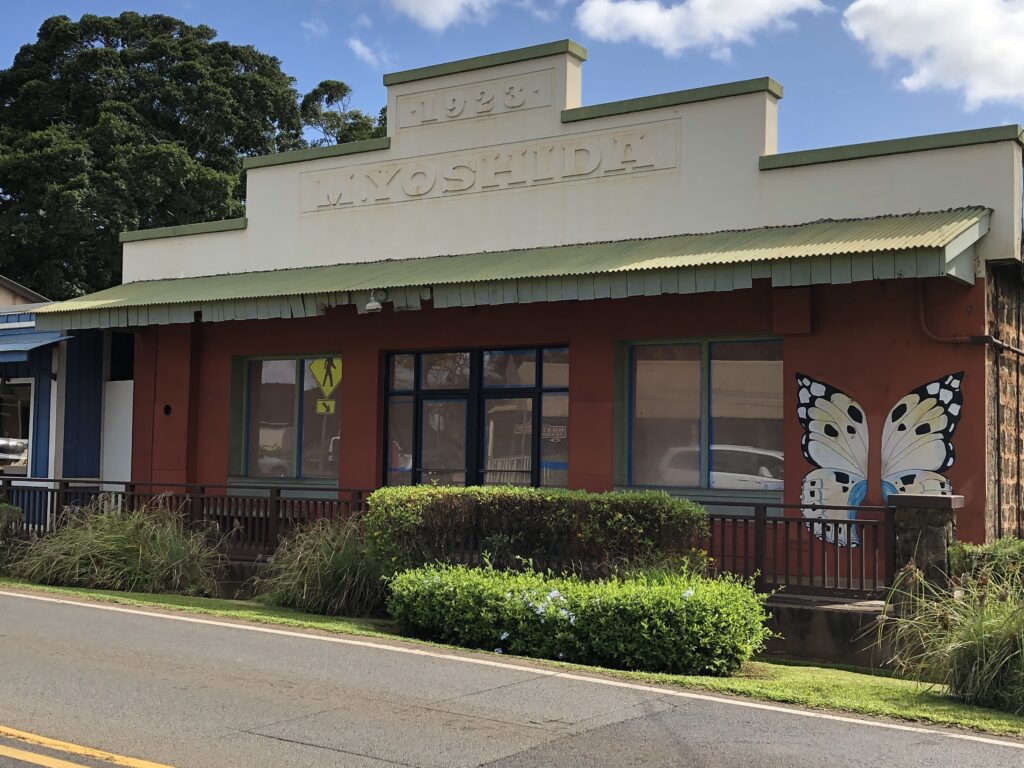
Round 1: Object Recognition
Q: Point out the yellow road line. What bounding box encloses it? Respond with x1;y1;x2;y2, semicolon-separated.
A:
0;742;93;768
0;726;174;768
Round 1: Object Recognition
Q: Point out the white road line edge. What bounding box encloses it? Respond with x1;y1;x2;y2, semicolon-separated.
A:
3;589;1022;751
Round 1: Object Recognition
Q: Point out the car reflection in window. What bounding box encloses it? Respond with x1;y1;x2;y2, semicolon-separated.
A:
657;444;783;491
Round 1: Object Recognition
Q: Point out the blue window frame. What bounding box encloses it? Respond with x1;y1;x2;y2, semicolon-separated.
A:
384;347;569;487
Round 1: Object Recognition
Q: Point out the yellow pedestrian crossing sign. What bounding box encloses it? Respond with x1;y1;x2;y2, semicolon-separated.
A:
308;357;341;398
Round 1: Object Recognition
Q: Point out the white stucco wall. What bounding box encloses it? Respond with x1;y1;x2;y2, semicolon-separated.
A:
121;48;1022;284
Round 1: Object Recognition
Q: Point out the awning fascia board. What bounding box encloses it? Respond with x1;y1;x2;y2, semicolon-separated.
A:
34;209;993;331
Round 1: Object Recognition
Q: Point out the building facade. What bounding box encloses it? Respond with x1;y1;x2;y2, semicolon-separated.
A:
36;41;1024;542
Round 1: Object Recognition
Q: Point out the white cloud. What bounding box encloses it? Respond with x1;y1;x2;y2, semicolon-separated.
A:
388;0;501;31
353;13;373;29
575;0;825;58
300;18;330;38
348;37;393;68
844;0;1024;110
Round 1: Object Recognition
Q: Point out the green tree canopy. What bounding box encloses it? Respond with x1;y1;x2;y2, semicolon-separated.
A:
300;79;385;147
0;13;323;298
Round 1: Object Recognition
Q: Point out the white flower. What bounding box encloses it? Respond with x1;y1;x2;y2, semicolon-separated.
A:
499;631;510;641
547;589;562;601
682;588;695;599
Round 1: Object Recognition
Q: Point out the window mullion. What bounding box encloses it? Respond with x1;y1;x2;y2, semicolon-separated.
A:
466;350;481;486
294;359;304;479
700;342;711;489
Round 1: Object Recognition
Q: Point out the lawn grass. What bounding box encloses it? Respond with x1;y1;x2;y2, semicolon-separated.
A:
3;577;1023;739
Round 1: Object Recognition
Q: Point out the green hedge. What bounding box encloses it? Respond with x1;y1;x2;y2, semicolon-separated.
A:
950;538;1024;581
388;565;770;676
364;486;707;577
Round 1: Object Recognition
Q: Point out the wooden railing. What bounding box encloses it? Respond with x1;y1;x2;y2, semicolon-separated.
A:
695;500;896;598
3;480;896;595
4;478;371;562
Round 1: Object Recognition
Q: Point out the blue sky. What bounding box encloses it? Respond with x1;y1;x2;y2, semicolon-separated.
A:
3;1;1024;152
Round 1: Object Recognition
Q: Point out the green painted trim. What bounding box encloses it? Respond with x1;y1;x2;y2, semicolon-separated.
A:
228;357;247;477
383;40;587;86
760;125;1024;170
612;341;629;488
242;137;391;171
561;77;783;123
119;218;247;244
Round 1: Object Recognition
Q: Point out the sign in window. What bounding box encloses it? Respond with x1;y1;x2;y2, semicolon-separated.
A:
245;357;341;480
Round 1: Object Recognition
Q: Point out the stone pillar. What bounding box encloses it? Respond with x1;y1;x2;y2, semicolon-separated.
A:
888;493;964;586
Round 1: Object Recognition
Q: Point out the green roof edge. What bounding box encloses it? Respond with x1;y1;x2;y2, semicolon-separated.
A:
562;77;783;123
383;40;587;87
242;136;390;171
760;125;1024;170
120;217;248;244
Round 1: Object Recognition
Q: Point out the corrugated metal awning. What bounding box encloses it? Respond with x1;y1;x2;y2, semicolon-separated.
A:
35;207;990;330
0;330;68;362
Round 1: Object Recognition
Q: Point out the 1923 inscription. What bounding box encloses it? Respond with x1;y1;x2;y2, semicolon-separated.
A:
397;71;551;128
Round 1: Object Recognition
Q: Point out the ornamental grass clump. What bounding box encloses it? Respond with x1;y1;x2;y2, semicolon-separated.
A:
0;503;22;575
882;565;1024;714
258;518;387;616
388;564;771;676
15;497;221;595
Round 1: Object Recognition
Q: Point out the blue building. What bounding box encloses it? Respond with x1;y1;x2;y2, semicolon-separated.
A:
0;276;134;526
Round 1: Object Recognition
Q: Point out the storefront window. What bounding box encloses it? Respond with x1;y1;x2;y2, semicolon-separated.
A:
422;351;470;389
540;392;569;487
710;341;784;490
385;347;569;487
629;340;782;491
0;381;31;473
421;399;467;485
631;344;701;487
245;357;341;480
482;397;533;485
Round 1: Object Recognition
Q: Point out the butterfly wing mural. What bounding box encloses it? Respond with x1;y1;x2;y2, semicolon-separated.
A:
796;372;964;547
880;372;963;501
796;374;870;546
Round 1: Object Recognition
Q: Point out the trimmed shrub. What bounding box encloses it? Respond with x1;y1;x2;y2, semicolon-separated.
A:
15;497;221;595
364;486;708;577
0;503;21;575
883;566;1024;714
950;538;1024;581
388;564;770;676
258;518;387;616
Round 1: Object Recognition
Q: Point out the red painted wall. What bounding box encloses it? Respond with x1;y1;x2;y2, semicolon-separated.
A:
782;279;987;541
132;277;989;541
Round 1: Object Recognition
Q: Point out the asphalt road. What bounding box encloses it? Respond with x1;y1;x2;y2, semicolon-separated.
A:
1;589;1022;768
